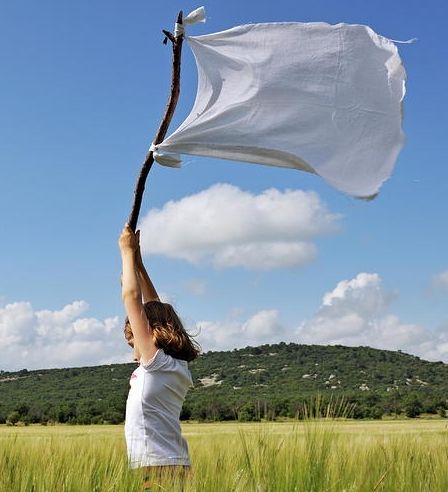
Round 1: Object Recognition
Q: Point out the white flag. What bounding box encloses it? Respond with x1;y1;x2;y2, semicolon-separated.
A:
155;22;406;199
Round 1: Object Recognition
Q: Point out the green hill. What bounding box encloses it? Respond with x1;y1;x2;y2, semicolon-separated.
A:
1;343;447;423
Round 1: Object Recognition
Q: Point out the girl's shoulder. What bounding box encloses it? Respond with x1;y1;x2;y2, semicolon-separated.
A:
141;349;188;372
141;350;193;387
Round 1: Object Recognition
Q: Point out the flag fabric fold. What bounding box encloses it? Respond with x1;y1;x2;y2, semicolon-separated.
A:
155;21;406;199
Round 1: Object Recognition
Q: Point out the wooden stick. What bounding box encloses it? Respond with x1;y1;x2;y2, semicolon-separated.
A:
127;10;184;231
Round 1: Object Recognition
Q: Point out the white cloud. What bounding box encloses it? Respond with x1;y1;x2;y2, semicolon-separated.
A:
0;301;132;371
432;270;448;290
196;309;292;352
139;184;340;270
187;273;448;362
3;274;447;371
298;273;448;362
243;310;284;338
213;242;316;270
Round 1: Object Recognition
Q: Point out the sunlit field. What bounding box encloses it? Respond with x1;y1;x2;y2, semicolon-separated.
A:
1;419;447;491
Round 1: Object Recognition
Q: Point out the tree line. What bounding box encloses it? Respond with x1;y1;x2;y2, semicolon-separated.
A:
1;343;447;425
2;391;446;426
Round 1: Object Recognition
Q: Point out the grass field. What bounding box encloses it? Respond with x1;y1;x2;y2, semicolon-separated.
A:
1;419;447;491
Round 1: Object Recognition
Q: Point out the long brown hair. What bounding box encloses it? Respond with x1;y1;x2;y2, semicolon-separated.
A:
124;301;200;362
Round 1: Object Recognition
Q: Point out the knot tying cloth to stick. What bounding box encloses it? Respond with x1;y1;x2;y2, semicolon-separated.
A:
149;143;182;168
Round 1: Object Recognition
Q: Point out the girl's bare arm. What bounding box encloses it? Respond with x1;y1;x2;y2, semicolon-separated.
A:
135;230;160;303
119;225;157;361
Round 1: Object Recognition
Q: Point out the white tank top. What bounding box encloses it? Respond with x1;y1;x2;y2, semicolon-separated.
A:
124;349;193;468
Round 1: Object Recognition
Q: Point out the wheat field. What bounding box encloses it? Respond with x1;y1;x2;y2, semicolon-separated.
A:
1;418;447;491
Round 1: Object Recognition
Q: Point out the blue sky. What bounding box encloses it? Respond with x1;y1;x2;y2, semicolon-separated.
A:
0;0;447;370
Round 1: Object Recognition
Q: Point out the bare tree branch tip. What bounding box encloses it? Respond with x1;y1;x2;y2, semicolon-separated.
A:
162;30;175;43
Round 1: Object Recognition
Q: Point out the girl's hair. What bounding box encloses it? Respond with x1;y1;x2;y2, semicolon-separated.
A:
124;301;200;362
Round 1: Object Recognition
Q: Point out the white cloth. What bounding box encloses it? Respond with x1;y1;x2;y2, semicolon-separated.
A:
124;349;193;468
183;6;206;26
174;6;206;37
155;22;406;199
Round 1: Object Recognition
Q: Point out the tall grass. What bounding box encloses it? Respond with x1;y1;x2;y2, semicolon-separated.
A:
1;400;447;491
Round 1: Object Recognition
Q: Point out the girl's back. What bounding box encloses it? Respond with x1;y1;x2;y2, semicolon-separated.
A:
125;349;193;468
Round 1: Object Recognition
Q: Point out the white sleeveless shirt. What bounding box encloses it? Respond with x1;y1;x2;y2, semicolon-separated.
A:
124;349;193;468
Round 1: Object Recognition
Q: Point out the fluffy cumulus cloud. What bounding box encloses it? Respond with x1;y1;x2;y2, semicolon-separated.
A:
0;301;132;371
139;184;340;270
4;274;447;371
298;273;448;363
194;273;448;362
197;309;292;352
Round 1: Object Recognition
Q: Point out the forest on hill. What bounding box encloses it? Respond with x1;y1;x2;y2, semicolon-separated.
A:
1;343;447;424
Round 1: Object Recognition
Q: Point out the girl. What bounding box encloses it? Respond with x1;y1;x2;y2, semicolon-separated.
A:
119;224;199;489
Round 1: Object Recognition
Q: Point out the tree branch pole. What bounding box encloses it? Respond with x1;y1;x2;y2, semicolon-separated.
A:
127;11;184;231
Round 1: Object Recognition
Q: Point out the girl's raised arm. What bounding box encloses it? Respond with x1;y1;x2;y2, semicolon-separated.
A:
119;224;157;361
135;230;160;303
